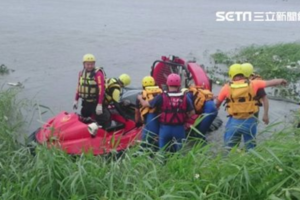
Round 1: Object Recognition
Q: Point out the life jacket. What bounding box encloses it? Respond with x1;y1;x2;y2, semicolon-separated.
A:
189;86;214;114
78;67;105;102
140;86;162;122
160;92;188;125
225;80;259;119
104;78;122;104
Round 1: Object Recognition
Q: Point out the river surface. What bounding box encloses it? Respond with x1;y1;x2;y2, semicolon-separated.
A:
1;0;300;143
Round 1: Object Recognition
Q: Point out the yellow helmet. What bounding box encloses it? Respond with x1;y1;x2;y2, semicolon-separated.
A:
242;63;254;78
142;76;155;87
228;64;244;79
83;54;96;62
119;74;131;87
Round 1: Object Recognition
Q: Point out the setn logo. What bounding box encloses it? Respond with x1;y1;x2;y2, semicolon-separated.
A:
216;11;252;21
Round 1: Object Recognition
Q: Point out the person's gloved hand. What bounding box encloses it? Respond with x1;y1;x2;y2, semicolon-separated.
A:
73;100;78;110
96;104;103;115
135;122;143;128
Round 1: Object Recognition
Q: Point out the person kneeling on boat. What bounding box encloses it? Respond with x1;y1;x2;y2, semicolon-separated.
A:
183;84;218;142
104;74;132;124
216;64;287;151
135;76;162;150
138;73;195;152
73;54;110;128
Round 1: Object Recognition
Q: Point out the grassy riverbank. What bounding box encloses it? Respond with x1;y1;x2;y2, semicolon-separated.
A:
211;43;300;82
1;88;300;200
209;43;300;101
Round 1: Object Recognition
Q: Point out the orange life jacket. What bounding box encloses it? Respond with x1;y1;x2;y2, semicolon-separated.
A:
140;86;162;122
225;80;259;119
189;86;214;114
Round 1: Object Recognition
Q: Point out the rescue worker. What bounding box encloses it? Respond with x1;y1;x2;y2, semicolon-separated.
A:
216;64;287;150
104;74;131;122
184;85;218;141
135;76;162;150
73;54;110;128
138;73;195;152
242;63;269;124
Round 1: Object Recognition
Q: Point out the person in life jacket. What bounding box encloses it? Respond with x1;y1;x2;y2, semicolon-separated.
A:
104;73;131;122
135;76;162;150
73;54;110;128
138;73;195;152
242;63;269;125
183;84;218;141
216;64;287;150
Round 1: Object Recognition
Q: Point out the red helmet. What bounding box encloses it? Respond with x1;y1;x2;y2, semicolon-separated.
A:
166;73;181;87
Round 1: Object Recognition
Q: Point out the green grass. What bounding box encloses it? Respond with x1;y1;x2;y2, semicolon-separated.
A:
1;91;300;199
210;50;232;65
210;43;300;83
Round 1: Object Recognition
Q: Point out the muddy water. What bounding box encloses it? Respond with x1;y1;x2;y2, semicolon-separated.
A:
1;0;300;139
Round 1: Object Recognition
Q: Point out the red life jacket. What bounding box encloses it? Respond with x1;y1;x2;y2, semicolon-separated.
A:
160;92;188;125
